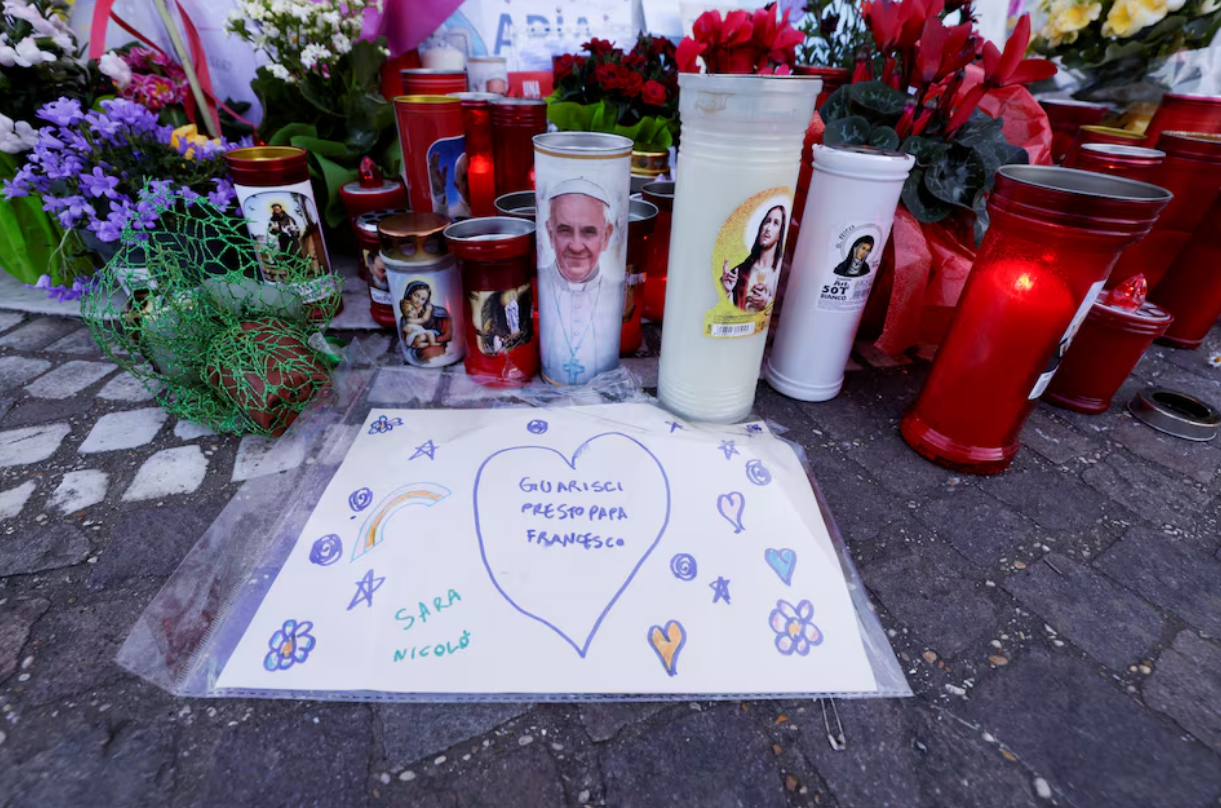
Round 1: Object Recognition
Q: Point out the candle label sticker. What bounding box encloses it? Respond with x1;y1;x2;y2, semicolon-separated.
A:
364;248;393;305
1029;280;1106;400
235;179;332;281
469;284;535;356
386;266;468;367
705;188;792;339
816;223;885;312
425;135;471;219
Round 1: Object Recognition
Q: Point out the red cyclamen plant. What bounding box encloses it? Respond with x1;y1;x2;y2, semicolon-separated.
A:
676;3;805;74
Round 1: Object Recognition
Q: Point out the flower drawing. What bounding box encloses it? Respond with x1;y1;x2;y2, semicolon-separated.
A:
263;619;317;672
769;598;822;656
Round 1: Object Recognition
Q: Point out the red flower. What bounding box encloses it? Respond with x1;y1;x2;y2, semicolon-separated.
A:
623;52;647;70
641;79;667;107
679;4;801;74
981;14;1057;88
916;18;976;83
620;72;644;98
676;37;707;73
594;62;621;90
583;38;616;57
554;53;577;81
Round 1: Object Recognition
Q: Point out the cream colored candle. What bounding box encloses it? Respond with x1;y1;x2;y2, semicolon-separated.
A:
657;74;820;423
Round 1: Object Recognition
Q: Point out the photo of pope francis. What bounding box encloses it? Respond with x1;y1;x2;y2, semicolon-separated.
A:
538;177;625;386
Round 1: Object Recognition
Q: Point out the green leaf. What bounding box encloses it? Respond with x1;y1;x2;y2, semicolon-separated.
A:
972;190;991;247
924;145;988;209
818;84;851;124
901;135;950;167
823;115;872;146
868;126;900;150
848;81;909;119
953;110;1006;149
901;170;953;223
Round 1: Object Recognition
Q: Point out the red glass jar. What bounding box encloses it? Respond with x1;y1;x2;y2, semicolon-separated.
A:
621;199;658;355
443;216;540;386
1150;195;1221;348
450;92;501;218
339;158;407;280
1109;131;1221;290
490;98;547;195
1040;99;1110;164
1045;280;1173;413
900;166;1172;474
1143;93;1221;146
1065;143;1164;183
1062;125;1145;167
641;180;674;322
401;69;467;96
395;95;465;217
356;209;405;329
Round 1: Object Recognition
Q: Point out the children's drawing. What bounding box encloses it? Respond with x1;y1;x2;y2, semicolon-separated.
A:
718;440;739;460
410;440;438;461
745;459;772;486
368;415;403;435
769;599;823;656
648;620;686;677
666;421;685;433
765;548;797;586
527;419;549;435
262;619;316;672
717;491;746;534
352;482;452;561
474;432;671;658
309;534;342;567
746;424;764;435
669;553;697;582
709;576;732;604
349;487;374;512
348;569;386;610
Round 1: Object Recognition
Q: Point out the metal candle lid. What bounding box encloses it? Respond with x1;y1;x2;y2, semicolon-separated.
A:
448;92;502;104
1077;143;1166;169
395;94;461;110
443;216;535;261
990;165;1173;236
224;146;308;185
642;180;674;213
493;191;536;219
628;198;659;237
357;209;408;235
378;212;452;265
1129;388;1220;441
1156;131;1221;160
533;131;632;159
489;97;547;125
631;150;669;177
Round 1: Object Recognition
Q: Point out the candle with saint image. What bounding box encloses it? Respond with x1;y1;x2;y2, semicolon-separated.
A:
450;93;500;218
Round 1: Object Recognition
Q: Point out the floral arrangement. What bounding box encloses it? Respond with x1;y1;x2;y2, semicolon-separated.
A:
225;0;395;225
548;35;680;152
676;4;806;74
0;0;108;154
819;6;1056;238
796;0;873;69
98;45;192;126
1031;0;1221;97
2;97;238;297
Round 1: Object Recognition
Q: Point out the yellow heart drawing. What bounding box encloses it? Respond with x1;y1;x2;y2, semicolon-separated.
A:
648;620;686;677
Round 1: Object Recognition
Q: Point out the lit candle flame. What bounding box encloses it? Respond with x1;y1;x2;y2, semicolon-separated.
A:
1014;273;1034;293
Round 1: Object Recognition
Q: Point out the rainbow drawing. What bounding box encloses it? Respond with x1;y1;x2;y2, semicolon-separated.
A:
352;482;452;561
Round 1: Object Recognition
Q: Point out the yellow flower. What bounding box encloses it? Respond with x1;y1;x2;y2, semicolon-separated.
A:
171;124;217;159
1102;0;1169;38
1041;0;1102;45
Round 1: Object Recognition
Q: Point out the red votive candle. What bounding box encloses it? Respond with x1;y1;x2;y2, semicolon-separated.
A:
490;98;547;195
1062;126;1147;168
401;69;467;97
1150;194;1221;348
449;92;500;219
1109;131;1221;290
395;95;465;217
340;158;407;280
1045;275;1173;413
901;166;1172;474
443;216;540;387
1064;143;1164;184
356;209;405;328
1143;93;1221;146
641;181;673;322
621;199;658;355
1039;99;1110;164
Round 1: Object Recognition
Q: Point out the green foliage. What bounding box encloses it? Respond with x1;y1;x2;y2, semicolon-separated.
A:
547;100;679;152
796;0;872;69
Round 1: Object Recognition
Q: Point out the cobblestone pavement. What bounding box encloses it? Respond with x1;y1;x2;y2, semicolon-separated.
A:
2;312;1221;808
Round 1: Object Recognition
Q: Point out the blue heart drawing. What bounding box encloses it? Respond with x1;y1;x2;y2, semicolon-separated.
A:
474;432;671;658
717;491;746;534
765;548;797;586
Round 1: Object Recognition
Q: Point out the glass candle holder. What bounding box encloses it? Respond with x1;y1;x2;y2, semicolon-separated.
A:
657;73;821;423
1045;276;1173;413
494;191;536;219
1039;99;1110;164
449;92;501;218
642;181;674;322
356;209;406;329
444;216;540;386
1143;93;1221;146
621;198;658;355
378;212;466;368
395;95;466;218
900;166;1172;474
1062;125;1146;167
340;158;407;280
491;99;548;196
1109;131;1221;289
401;69;467;97
765;144;915;402
1064;143;1164;184
1150;194;1221;348
467;56;508;95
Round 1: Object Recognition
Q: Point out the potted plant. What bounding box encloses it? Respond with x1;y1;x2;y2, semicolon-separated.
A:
794;0;874;107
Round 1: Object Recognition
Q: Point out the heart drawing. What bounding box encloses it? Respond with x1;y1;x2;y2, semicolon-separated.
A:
473;432;672;658
648;620;686;676
765;548;797;586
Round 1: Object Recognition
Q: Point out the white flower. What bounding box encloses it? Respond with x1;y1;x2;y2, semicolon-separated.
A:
1167;0;1187;8
98;50;133;89
331;32;352;55
0;113;38;154
300;43;331;70
267;62;292;81
0;36;57;68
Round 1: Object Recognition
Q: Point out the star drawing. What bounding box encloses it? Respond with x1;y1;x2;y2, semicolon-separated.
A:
710;576;731;604
718;440;739;460
348;569;386;610
410;440;437;461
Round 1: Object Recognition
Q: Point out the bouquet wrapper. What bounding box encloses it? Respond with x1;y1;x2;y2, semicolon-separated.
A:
0;153;65;285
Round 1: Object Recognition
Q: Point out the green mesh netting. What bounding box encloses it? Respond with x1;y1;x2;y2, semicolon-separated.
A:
82;186;343;437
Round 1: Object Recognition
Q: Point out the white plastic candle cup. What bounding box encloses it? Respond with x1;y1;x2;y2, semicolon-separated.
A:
765;144;914;401
657;73;821;423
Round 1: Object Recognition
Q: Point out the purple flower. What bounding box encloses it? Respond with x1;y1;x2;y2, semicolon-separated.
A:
80;167;120;199
24;274;86;303
86;111;123;140
38;99;84;127
207;178;235;209
130;199;160;230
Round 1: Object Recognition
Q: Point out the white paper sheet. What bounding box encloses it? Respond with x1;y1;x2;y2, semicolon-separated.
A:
215;403;879;696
